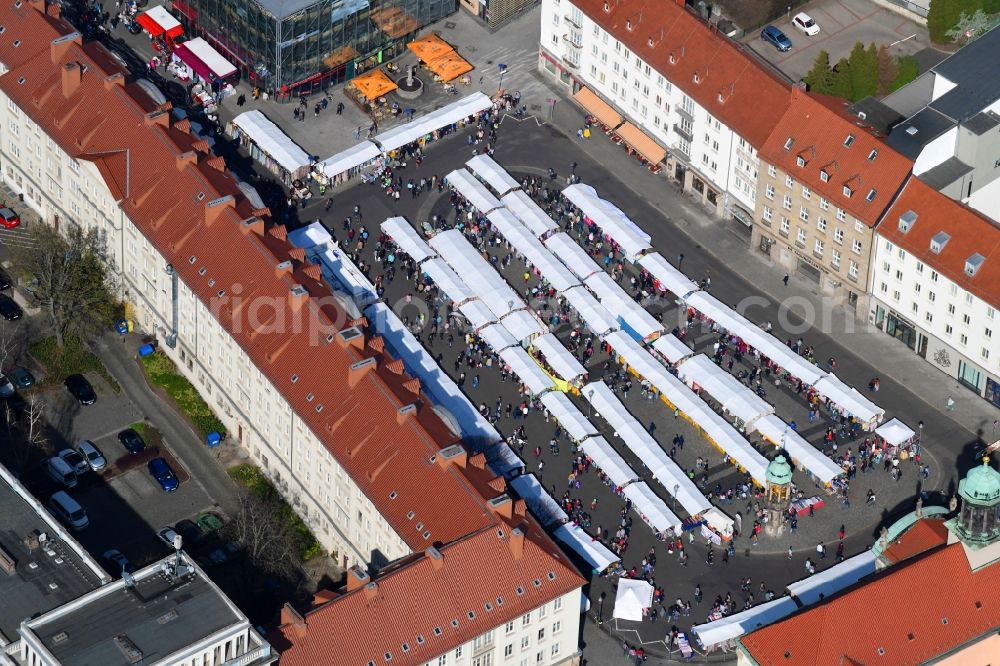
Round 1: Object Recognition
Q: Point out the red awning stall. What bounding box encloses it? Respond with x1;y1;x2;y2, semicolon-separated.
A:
171;37;237;83
136;5;183;39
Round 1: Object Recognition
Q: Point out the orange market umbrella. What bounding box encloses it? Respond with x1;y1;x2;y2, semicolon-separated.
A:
426;51;473;82
351;69;398;99
407;32;454;63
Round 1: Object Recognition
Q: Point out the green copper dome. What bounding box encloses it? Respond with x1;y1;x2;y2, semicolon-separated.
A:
959;460;1000;506
766;455;793;486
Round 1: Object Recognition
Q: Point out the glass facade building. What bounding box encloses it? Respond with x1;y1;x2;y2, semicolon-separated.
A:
172;0;457;100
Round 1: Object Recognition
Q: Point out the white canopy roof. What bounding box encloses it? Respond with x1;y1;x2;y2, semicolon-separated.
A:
585;272;663;340
501;309;546;343
231;110;311;174
143;5;181;32
457;299;497;330
478;322;519;352
544;232;602;280
638;252;700;298
578;435;638;487
622;482;682;534
495;222;580;293
182;37;236;78
703;506;735;535
613;578;654;622
499;346;555;395
533;333;587;381
753;414;845;484
374;92;492;153
509;474;568;527
287;221;332;249
875;417;915;445
677;355;773;425
381;217;434;264
563;183;652;262
421;257;475;304
319;141;381;177
485;207;524;238
466;154;520;195
563;286;620;337
446;168;502;213
651;334;693;364
692;597;799;649
813;374;884;425
554;523;620;573
540;391;599;442
429;230;525;317
786;551;877;605
501;190;559;238
584;380;650;444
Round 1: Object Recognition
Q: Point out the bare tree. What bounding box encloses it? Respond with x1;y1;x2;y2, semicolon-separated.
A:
224;490;303;580
1;393;48;475
0;322;24;370
23;393;46;451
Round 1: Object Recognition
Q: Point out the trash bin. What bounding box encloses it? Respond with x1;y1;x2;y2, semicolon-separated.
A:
115;319;129;335
138;344;156;357
207;432;222;447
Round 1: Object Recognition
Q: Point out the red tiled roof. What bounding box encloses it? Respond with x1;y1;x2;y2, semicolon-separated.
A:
879;177;1000;309
270;522;583;666
760;88;913;225
882;517;949;565
572;0;792;146
739;542;1000;665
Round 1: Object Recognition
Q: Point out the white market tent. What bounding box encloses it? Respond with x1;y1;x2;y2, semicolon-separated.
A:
544;232;603;280
564;286;620;337
311;244;378;307
457;298;497;330
813;374;885;426
702;506;735;537
753;414;845;484
421;257;475;304
787;551;877;605
466;154;520;195
563;183;652;262
485;207;524;238
365;303;501;446
231;110;311;175
677;354;774;425
584;381;650;445
532;333;587;382
373;92;492;153
502;190;560;239
585;272;663;340
540;391;599;442
622;482;682;534
691;597;799;650
446;168;502;213
578;435;639;487
613;578;654;622
478;322;519;352
495;222;580;293
141;5;182;35
554;523;620;573
319;141;381;178
500;309;546;343
875;417;915;446
429;230;525;317
287;221;332;249
181;37;237;78
499;346;556;395
651;334;693;364
381;216;435;264
509;474;568;527
638;252;700;298
485;442;524;477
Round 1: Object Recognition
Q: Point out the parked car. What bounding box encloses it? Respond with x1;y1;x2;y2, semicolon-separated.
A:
761;25;792;51
103;549;132;575
0;268;12;290
0;208;20;229
64;374;96;405
0;373;14;398
208;542;241;565
196;511;223;535
10;367;35;388
58;448;89;475
792;12;820;36
0;295;22;321
148;457;179;492
46;456;78;488
49;491;88;530
158;526;180;548
117;428;145;454
77;440;107;472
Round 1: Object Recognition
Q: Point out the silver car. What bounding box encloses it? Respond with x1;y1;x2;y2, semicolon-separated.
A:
58;448;89;475
77;440;107;472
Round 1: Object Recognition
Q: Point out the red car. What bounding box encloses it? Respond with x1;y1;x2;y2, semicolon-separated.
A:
0;208;20;229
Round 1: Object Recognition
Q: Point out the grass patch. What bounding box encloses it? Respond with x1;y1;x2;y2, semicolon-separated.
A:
129;421;148;437
228;463;323;561
29;335;119;391
140;352;226;439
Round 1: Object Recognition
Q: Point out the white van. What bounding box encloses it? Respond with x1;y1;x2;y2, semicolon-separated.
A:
46;456;78;488
49;491;89;531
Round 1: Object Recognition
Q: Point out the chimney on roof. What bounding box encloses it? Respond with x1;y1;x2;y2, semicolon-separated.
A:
279;603;307;638
50;33;81;65
240;216;265;236
336;326;365;351
205;195;234;226
436;444;467;470
175;150;197;172
347;357;376;388
488;494;514;520
363;581;379;600
143;110;169;128
425;545;444;571
346;565;370;592
509;525;525;560
288;284;309;312
61;62;83;98
275;260;293;278
103;73;125;91
397;404;416;425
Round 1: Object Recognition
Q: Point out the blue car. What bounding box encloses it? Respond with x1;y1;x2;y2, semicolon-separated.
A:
761;25;792;52
147;457;179;492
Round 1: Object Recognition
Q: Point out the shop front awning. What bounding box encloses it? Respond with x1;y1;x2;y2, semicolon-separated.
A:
426;51;473;82
350;69;398;100
136;5;183;38
174;37;236;80
573;87;622;129
615;122;667;164
407;32;454;62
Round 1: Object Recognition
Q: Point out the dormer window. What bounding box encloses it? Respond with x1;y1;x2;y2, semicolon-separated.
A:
844;134;855;147
603;1;610;12
843;185;853;198
647;37;654;47
291;374;299;383
626;19;632;31
820;170;830;183
867;149;878;161
796;156;805;167
866;188;877;202
783;137;794;151
930;231;950;254
668;53;676;64
965;252;985;276
898;210;917;233
692;72;701;84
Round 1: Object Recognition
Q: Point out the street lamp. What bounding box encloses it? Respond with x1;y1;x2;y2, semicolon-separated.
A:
673;483;680;512
598;591;606;624
497;63;508;95
587;388;594;417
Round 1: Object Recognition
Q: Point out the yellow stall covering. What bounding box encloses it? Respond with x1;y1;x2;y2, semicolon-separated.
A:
426;51;473;82
350;69;398;100
407;32;454;62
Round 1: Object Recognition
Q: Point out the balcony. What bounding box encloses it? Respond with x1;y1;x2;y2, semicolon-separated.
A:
563;14;582;29
672;123;693;143
561;55;580;70
676;105;694;121
222;645;276;666
562;34;583;49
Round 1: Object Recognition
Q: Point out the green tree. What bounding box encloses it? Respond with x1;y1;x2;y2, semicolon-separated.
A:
928;0;965;42
946;9;995;44
891;55;920;92
830;58;853;99
848;42;878;101
804;50;834;93
12;224;120;348
876;44;897;96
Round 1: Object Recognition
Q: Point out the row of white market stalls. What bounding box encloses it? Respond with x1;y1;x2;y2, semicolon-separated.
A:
228;110;313;187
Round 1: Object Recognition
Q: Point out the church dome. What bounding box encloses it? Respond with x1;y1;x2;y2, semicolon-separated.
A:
959;461;1000;506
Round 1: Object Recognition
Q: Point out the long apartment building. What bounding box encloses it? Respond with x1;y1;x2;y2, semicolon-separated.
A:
538;0;791;228
0;3;585;664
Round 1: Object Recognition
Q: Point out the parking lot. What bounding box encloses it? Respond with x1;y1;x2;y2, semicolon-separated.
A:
744;0;930;83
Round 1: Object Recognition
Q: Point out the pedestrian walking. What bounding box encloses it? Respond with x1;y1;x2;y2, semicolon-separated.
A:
236;93;246;106
787;545;793;559
677;252;684;269
782;274;789;286
946;396;956;411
